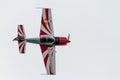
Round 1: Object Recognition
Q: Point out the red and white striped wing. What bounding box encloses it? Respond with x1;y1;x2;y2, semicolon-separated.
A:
17;25;26;53
40;8;54;37
40;46;56;75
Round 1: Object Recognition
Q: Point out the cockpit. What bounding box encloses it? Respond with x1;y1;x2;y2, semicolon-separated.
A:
40;36;55;45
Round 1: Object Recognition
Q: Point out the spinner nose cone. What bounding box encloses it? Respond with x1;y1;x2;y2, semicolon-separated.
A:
67;40;71;43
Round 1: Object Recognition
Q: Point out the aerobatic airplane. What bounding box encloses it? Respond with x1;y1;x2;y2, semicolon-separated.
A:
13;8;70;75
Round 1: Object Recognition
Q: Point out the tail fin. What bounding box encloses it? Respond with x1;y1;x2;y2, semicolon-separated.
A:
18;25;26;53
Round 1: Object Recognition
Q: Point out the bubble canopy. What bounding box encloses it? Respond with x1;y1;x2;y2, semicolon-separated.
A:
40;36;55;43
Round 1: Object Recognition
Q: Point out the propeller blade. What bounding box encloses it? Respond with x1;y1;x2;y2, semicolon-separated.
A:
68;34;70;40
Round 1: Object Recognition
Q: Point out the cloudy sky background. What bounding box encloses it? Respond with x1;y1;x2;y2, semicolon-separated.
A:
0;0;120;80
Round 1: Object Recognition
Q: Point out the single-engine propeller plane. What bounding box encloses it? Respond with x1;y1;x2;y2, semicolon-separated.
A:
13;8;70;75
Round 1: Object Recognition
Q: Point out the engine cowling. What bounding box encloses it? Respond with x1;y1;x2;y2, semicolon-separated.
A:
54;37;70;45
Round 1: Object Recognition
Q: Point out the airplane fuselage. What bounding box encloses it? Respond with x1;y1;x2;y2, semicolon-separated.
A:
14;36;70;46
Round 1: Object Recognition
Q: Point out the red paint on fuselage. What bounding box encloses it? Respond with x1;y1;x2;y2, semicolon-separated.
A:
59;37;70;45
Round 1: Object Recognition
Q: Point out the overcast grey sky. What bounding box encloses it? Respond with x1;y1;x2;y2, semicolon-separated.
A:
0;0;120;80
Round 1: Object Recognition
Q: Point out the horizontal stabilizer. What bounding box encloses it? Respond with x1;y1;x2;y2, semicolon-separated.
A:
17;25;26;53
